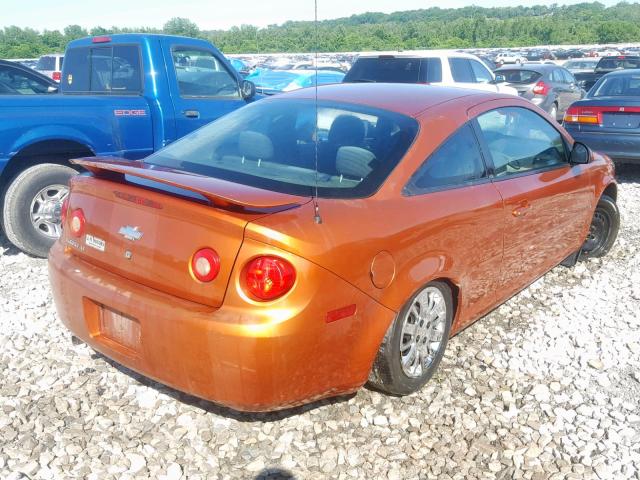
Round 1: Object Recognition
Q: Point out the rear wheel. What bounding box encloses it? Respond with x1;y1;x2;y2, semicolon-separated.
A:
580;194;619;259
2;163;76;257
368;281;453;395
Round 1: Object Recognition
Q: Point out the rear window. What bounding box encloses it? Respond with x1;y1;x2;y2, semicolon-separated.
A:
36;56;56;71
146;99;419;199
62;45;142;94
343;57;442;84
596;57;640;71
495;69;541;84
591;74;640;97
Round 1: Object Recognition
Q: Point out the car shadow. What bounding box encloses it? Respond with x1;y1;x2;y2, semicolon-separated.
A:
254;469;296;479
96;353;356;422
616;163;640;183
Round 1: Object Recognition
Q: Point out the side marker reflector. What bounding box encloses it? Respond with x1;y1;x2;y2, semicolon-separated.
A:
326;304;357;323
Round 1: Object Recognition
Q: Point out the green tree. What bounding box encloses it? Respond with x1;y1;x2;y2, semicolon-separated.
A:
163;17;200;38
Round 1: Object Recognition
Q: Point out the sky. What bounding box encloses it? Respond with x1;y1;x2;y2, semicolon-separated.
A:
0;0;627;31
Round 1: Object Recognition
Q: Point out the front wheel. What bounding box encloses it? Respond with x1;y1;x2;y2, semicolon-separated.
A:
368;281;453;395
580;194;620;259
2;163;77;257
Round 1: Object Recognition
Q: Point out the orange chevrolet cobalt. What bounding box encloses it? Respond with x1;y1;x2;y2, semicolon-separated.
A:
49;84;619;411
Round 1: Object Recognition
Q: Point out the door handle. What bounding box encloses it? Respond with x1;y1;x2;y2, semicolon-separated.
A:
512;201;530;218
183;110;200;119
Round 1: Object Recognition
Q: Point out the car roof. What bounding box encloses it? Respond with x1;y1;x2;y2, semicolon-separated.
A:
275;83;499;117
355;50;480;60
600;68;640;77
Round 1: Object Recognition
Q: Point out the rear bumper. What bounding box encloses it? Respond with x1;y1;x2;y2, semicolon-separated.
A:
48;241;395;412
566;129;640;163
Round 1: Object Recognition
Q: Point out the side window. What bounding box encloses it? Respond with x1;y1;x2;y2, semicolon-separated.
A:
422;58;443;83
470;60;493;84
63;46;141;94
551;69;565;83
172;48;239;98
0;68;50;94
449;58;474;83
476;107;567;178
404;123;486;194
562;69;576;84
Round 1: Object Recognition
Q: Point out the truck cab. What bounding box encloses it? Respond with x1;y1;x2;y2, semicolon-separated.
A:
0;34;256;257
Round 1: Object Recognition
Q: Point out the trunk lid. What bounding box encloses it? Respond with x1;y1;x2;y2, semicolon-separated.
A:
63;157;308;307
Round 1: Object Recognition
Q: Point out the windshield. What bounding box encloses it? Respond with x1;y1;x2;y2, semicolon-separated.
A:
146;99;418;199
591;73;640;97
496;70;541;84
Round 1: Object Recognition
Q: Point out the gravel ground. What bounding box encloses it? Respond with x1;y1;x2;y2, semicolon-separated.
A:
1;166;639;480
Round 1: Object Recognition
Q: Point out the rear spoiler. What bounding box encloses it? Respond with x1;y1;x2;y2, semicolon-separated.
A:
71;157;308;213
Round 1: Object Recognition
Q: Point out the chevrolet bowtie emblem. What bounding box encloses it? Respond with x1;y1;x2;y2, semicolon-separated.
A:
118;226;143;241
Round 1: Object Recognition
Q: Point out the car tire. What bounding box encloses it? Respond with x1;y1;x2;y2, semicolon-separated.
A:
368;281;453;395
580;194;620;259
2;163;76;257
549;103;558;121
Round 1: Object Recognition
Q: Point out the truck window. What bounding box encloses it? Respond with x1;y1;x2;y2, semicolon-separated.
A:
172;47;240;98
63;45;142;94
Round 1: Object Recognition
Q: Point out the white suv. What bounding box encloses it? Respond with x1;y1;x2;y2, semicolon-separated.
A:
343;51;517;96
35;53;64;82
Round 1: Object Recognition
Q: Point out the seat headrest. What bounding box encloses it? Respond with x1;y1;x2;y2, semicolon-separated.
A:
328;115;365;146
239;131;274;161
336;146;376;180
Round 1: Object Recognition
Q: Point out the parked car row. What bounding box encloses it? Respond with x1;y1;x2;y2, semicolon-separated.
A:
1;35;638;261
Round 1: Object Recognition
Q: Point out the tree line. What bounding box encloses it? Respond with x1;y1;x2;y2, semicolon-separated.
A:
2;2;640;58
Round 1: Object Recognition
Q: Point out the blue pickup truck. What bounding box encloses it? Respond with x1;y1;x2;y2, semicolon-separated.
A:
0;34;256;257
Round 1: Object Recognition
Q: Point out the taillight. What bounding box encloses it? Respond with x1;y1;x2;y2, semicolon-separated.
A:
532;80;550;96
564;106;602;125
69;209;85;238
191;248;221;283
52;71;61;82
60;197;70;227
242;256;296;301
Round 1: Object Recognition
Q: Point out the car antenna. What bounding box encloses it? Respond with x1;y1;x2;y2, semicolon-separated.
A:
313;0;323;224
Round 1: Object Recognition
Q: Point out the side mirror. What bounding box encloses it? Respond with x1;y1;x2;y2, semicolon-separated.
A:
240;80;256;100
494;74;506;83
570;142;591;165
47;85;58;93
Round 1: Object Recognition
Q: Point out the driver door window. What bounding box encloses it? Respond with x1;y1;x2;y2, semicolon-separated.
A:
476;107;567;177
172;48;240;98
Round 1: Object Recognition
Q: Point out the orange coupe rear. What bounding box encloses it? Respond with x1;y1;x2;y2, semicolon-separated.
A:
49;84;619;411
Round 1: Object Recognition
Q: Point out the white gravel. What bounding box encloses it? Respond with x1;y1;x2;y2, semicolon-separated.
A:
1;166;639;480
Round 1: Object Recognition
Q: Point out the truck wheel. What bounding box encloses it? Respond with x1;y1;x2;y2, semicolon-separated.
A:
2;163;77;257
